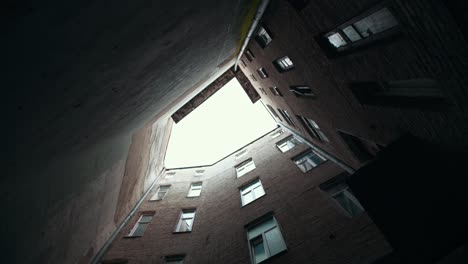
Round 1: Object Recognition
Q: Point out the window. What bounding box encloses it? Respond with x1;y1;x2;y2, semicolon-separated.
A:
235;158;256;178
255;26;273;48
269;87;282;97
175;209;196;232
349;79;446;109
257;68;268;79
277;109;296;127
250;74;258;82
128;213;154;237
150;185;170;201
245;49;255;61
247;215;287;263
298;116;329;142
240;179;266;206
273;56;295;73
258;87;267;95
319;174;364;217
338;131;380;162
194;170;205;176
276;135;301;152
292;149;327;173
289;86;315;98
270;129;284;139
187;182;203;197
165;255;185;264
165;171;176;179
320;7;399;56
241;59;247;67
266;105;282;122
235;149;249;160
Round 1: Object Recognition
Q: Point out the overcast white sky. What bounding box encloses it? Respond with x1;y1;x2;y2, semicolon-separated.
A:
164;78;277;168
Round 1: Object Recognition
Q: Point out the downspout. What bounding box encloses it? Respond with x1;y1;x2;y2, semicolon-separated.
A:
279;124;356;174
91;168;166;264
234;0;271;71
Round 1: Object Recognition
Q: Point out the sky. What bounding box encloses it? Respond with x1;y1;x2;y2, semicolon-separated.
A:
164;78;277;168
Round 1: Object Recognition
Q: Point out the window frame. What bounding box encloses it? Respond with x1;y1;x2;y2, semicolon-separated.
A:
276;135;301;153
269;87;283;97
292;149;327;173
246;214;288;264
150;185;171;201
319;174;365;217
298;116;329;142
240;178;266;207
235;158;256;178
255;25;273;48
175;209;197;233
257;68;269;79
127;213;154;237
194;169;205;176
273;56;295;73
289;85;315;98
187;182;203;197
318;4;401;57
266;105;282;122
164;255;185;263
245;49;255;61
278;109;296;127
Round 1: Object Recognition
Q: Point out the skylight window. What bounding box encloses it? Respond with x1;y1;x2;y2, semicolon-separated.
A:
165;78;277;168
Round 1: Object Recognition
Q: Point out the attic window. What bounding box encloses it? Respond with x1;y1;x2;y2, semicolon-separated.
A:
255;26;273;48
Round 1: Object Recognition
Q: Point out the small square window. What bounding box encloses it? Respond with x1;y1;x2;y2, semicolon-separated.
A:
175;209;196;232
247;215;287;264
128;213;154;237
273;56;295;72
150;185;170;201
276;135;301;153
194;170;205;176
292;149;327;173
245;49;255;61
240;179;266;206
187;182;203;197
269;87;282;96
257;68;268;79
165;171;176;179
235;158;256;178
255;26;273;48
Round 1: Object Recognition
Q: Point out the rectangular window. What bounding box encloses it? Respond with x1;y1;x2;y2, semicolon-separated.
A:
187;182;203;197
240;179;266;206
194;170;205;176
150;185;170;201
276;135;301;153
298;116;329;142
278;109;296;127
250;74;258;82
273;56;295;72
255;26;273;48
175;209;196;232
349;79;446;109
320;7;399;56
266;105;282;122
165;255;185;264
241;59;247;67
338;131;379;162
292;149;327;173
247;215;287;263
269;87;282;97
319;175;364;217
257;68;268;79
245;49;255;61
235;149;249;160
235;158;256;178
128;213;154;237
165;171;176;179
259;87;267;95
270;129;284;138
289;85;315;98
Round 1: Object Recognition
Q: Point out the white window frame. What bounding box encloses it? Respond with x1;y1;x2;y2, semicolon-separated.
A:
257;68;268;79
165;171;176;179
274;56;295;72
150;185;170;201
270;129;284;138
292;150;327;173
128;214;153;237
240;179;266;206
276;135;301;153
235;158;256;178
256;26;273;47
235;149;249;160
187;182;203;197
175;209;196;233
247;216;287;264
299;116;329;142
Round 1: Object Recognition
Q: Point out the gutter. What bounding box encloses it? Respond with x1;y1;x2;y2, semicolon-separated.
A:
234;0;271;71
91;168;166;264
279;124;356;174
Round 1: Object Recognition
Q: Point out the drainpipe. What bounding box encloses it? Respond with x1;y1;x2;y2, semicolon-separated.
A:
279;124;356;174
91;168;166;264
234;0;271;71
